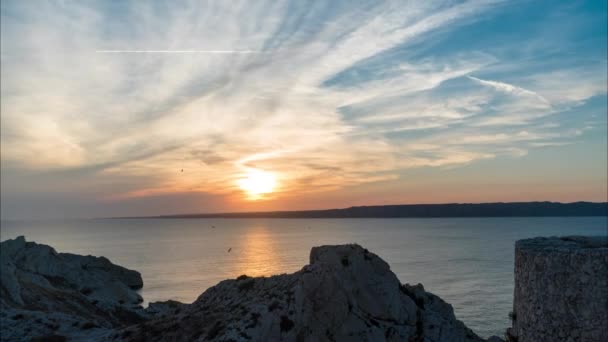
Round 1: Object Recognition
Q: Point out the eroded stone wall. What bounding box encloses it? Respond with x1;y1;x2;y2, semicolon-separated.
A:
510;236;608;342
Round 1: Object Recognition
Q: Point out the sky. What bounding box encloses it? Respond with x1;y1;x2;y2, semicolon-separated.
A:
1;0;606;219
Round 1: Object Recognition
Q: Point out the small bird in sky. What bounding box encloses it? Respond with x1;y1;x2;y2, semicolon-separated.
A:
181;169;183;172
227;247;232;253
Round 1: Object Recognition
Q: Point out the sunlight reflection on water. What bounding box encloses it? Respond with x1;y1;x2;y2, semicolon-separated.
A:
236;225;282;277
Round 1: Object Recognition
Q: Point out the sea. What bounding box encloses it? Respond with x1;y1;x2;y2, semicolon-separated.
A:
1;217;606;338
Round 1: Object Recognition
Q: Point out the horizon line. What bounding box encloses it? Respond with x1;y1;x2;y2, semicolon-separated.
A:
106;201;608;220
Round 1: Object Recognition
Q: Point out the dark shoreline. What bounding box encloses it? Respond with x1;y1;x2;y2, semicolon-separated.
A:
111;201;608;219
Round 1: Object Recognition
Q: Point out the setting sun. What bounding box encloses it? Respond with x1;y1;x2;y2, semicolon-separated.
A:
237;169;277;200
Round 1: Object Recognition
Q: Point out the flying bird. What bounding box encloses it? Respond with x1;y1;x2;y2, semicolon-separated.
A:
227;247;232;253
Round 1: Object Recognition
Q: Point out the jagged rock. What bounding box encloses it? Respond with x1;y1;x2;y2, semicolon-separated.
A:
144;300;185;318
0;236;146;341
121;244;482;342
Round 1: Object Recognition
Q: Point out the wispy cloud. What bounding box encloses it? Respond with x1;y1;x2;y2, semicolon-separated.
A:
1;0;605;217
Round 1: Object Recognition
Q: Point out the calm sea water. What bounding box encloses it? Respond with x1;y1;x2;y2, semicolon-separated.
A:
1;217;606;337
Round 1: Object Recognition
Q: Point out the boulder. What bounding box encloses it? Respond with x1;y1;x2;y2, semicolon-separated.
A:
0;236;146;341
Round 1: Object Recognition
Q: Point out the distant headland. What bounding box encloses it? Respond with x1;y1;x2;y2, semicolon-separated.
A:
123;201;608;219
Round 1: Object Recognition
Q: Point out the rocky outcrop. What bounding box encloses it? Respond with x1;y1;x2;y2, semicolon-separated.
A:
508;236;608;342
1;237;487;341
119;244;482;342
0;236;147;341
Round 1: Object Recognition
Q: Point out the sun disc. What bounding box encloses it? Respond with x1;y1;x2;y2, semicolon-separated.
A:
238;169;277;199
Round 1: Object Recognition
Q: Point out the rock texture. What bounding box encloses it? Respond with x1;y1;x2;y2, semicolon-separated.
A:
1;237;488;341
508;236;608;342
120;244;482;342
0;236;148;341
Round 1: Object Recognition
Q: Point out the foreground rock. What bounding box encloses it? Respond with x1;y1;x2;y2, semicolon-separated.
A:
120;245;482;342
508;236;608;342
0;236;147;341
2;238;486;341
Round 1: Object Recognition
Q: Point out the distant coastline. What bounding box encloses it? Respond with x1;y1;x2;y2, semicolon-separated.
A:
118;201;608;219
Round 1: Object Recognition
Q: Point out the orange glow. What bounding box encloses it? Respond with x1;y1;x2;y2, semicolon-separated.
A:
237;169;277;200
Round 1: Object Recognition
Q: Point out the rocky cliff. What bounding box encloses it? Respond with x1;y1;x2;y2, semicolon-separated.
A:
1;237;489;341
119;244;482;342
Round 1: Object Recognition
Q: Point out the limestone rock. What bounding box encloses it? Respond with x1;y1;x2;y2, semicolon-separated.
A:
121;244;482;342
0;236;146;341
1;238;492;341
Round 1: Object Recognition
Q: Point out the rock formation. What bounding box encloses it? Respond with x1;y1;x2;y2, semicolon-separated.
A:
508;236;608;342
119;244;482;342
1;237;489;341
0;236;147;341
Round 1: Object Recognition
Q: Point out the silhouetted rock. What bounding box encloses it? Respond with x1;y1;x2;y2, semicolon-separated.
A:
144;300;184;318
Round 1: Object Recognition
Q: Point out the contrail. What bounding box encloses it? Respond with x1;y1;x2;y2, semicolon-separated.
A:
96;50;259;54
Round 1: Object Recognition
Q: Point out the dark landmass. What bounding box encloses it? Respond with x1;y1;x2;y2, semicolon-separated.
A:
130;201;608;219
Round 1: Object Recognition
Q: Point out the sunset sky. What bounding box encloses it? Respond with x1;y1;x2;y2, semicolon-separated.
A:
1;0;606;219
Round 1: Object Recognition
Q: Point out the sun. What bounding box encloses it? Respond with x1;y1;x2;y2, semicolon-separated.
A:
237;169;277;200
